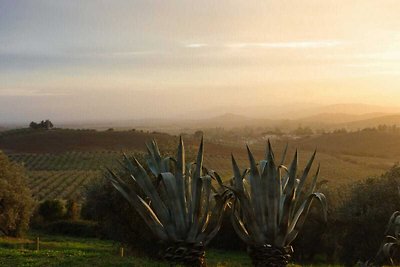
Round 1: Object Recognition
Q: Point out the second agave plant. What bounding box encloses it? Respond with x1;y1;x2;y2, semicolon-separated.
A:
107;137;231;267
230;142;327;267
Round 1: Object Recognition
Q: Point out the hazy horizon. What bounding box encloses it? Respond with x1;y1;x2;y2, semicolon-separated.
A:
1;1;400;123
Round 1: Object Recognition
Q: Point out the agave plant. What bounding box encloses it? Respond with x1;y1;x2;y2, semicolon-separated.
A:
365;211;400;266
230;142;327;267
106;137;231;267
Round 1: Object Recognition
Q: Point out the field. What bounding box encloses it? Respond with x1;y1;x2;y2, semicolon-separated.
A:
1;128;398;201
6;151;124;201
6;149;390;201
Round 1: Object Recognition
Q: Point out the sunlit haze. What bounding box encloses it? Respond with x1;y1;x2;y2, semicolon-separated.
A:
1;0;400;123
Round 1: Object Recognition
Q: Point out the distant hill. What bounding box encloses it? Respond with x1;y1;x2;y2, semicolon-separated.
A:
339;114;400;130
192;113;267;128
297;112;388;124
186;111;400;130
0;128;242;157
0;128;174;154
293;130;400;159
43;103;400;133
287;103;400;119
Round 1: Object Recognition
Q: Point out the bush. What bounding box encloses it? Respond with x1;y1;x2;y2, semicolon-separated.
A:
45;220;99;237
208;209;245;251
38;199;65;222
0;151;35;237
65;199;80;221
336;165;400;265
82;175;158;256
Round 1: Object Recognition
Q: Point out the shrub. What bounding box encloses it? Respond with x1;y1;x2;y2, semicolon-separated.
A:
38;199;65;222
336;165;400;265
65;199;80;221
82;176;158;256
0;151;35;237
46;220;99;237
208;209;245;251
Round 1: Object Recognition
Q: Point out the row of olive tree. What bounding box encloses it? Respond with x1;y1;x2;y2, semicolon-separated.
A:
0;150;94;239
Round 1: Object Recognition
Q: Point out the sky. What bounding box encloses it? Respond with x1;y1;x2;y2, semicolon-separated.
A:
1;0;400;123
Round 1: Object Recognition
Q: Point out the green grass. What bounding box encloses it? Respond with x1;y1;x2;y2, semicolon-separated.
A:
0;233;252;267
0;233;167;267
0;233;342;267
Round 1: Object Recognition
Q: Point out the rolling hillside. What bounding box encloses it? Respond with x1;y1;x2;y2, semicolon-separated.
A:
0;128;397;201
0;128;174;154
340;114;400;130
292;130;400;159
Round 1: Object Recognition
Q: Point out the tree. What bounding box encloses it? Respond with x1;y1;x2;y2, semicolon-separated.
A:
65;199;80;221
82;176;159;256
292;126;314;136
29;119;54;130
38;199;65;222
0;151;35;237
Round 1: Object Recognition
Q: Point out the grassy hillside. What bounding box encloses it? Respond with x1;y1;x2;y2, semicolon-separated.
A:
340;114;400;130
0;128;397;201
27;171;99;201
294;130;400;159
0;128;174;154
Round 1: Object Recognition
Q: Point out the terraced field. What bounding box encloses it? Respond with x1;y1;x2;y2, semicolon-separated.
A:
8;151;122;171
7;151;125;201
204;150;390;185
27;170;100;201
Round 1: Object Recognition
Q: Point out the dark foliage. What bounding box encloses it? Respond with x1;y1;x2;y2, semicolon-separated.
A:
208;209;246;251
29;120;54;130
336;166;400;265
82;176;159;256
0;151;35;237
45;220;99;237
38;199;65;222
65;199;80;221
291;166;400;265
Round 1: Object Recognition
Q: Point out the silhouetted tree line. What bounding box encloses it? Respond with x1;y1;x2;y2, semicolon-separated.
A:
29;120;54;130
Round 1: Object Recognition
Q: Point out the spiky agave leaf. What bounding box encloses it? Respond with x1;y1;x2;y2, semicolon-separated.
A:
105;137;231;266
373;211;400;265
231;142;327;253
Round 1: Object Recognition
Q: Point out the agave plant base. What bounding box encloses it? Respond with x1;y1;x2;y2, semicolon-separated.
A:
247;244;293;267
159;242;206;267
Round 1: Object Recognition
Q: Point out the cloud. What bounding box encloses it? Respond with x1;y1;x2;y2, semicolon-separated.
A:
225;40;345;49
185;43;209;48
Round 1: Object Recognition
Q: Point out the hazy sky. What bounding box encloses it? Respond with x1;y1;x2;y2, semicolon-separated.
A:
1;0;400;123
